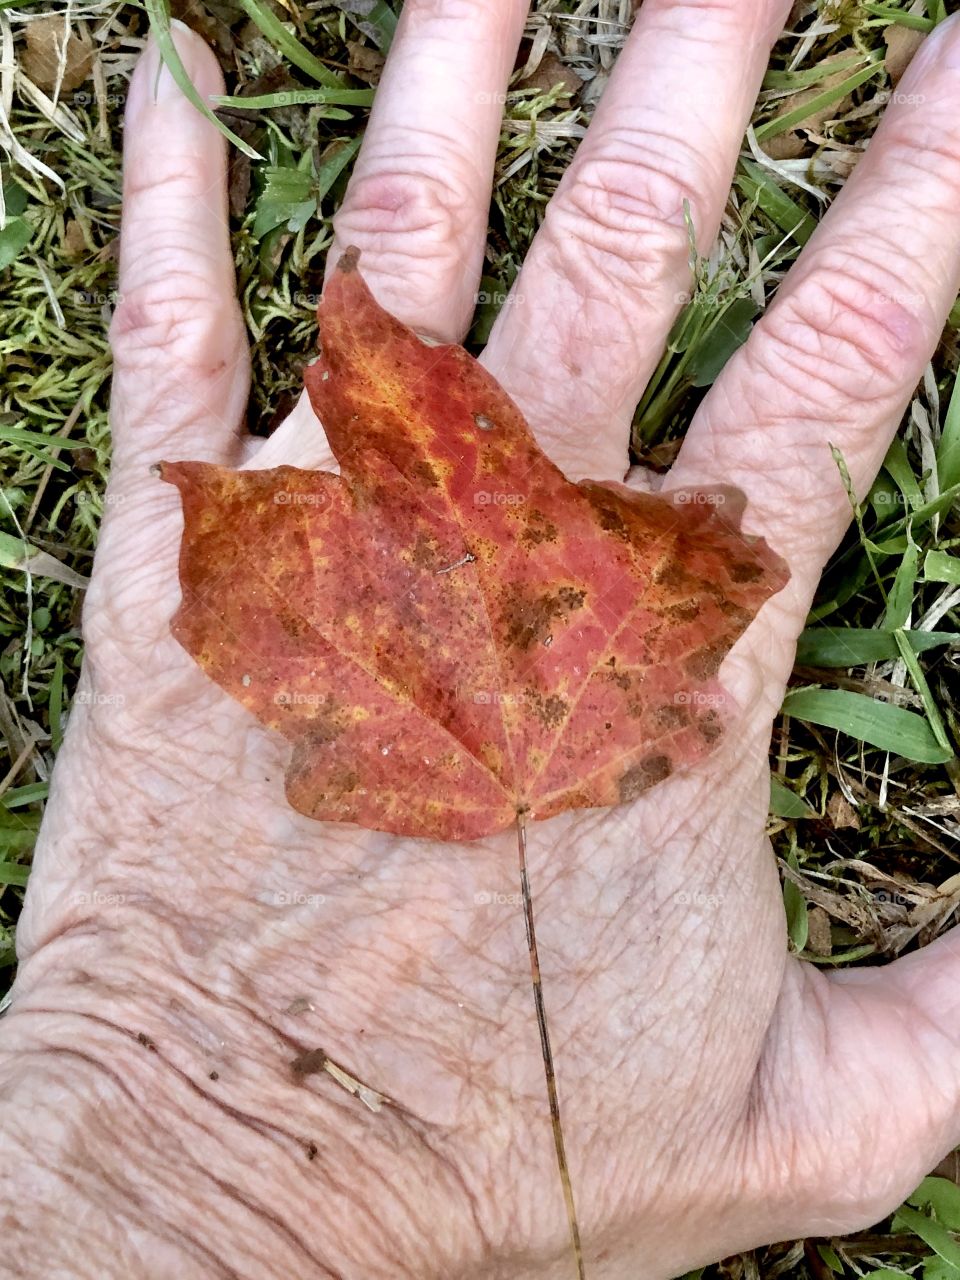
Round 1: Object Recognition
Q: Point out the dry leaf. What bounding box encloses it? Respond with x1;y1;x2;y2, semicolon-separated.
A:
21;15;93;94
884;25;925;85
163;252;788;840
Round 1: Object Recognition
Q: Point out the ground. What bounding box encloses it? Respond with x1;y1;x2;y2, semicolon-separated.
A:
0;0;959;1276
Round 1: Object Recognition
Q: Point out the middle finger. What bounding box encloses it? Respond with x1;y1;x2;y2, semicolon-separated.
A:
483;0;791;481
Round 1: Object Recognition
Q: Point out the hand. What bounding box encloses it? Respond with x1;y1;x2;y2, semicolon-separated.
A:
4;5;960;1278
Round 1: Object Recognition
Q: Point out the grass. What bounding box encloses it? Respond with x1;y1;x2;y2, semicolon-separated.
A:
1;0;959;1275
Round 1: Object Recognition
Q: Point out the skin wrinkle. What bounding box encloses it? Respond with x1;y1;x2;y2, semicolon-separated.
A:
773;279;927;380
5;1003;473;1278
2;1047;249;1279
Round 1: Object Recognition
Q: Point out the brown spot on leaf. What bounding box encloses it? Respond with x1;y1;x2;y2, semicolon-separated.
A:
653;561;688;590
522;509;559;547
665;599;700;624
685;644;726;682
527;691;568;729
618;754;673;801
409;532;442;570
502;585;586;651
413;459;439;488
655;703;688;730
699;711;722;744
730;560;764;584
603;666;632;691
718;598;753;628
595;502;628;539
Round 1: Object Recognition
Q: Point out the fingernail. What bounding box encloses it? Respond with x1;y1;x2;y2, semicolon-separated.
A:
155;20;207;102
126;19;209;119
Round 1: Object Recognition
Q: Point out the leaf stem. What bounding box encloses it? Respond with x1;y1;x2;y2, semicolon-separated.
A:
516;812;585;1280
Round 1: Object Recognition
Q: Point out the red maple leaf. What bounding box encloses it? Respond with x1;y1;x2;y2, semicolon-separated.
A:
161;249;788;842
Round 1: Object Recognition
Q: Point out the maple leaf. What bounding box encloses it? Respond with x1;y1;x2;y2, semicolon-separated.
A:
160;250;788;842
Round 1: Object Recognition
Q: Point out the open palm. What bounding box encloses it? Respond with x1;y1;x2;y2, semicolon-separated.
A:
5;5;960;1279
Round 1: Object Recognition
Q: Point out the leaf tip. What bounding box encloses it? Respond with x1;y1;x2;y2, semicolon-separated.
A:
336;245;361;275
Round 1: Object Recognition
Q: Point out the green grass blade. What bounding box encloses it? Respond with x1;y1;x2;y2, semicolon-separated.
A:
0;217;32;270
762;53;865;90
863;4;934;31
924;549;960;585
0;829;38;853
315;135;363;202
800;943;876;965
341;0;398;51
737;160;817;245
894;1206;960;1271
796;627;957;667
236;0;344;87
0;862;30;886
212;89;374;109
937;371;960;494
882;436;925;513
893;630;952;754
782;688;955;764
755;57;884;141
882;532;919;630
1;782;49;809
49;654;64;752
770;776;816;818
143;1;263;159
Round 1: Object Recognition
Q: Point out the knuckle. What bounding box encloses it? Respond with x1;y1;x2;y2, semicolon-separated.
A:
750;254;929;406
331;158;482;334
334;159;474;253
542;137;707;292
110;272;243;376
